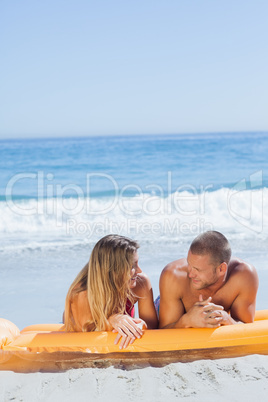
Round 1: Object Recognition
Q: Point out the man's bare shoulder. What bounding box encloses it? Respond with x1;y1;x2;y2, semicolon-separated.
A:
228;258;258;286
228;257;257;275
160;258;188;282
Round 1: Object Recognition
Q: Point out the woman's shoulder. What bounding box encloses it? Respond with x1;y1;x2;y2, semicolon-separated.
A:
71;289;88;307
70;289;92;331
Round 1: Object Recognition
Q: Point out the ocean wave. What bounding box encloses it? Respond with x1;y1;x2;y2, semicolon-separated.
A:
0;188;267;247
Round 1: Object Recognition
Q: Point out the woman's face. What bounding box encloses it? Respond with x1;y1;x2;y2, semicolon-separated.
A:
129;251;142;288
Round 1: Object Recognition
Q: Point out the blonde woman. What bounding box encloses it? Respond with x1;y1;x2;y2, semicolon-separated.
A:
64;234;158;349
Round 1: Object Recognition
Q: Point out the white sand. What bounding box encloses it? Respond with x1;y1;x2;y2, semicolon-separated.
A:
1;354;268;402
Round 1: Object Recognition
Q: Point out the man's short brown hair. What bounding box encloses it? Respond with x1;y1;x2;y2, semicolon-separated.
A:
189;231;231;266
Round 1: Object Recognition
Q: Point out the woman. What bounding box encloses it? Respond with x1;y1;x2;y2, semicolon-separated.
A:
64;234;158;349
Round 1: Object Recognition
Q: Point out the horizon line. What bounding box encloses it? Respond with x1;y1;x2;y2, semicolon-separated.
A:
1;130;268;142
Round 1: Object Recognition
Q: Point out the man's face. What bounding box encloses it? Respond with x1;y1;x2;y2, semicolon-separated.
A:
187;250;219;290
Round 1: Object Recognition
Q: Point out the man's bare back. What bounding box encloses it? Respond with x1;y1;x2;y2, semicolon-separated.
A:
159;232;259;329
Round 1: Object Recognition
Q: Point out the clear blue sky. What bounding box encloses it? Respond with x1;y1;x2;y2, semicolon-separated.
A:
1;0;268;139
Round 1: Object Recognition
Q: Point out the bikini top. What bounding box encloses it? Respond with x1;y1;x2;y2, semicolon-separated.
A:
126;298;135;318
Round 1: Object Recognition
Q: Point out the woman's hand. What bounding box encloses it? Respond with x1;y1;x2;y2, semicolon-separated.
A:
108;314;147;349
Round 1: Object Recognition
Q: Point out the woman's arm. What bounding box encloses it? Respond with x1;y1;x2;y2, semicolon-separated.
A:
108;273;158;348
134;273;158;329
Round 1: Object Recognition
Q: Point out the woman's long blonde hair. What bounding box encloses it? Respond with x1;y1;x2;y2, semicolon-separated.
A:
64;234;139;332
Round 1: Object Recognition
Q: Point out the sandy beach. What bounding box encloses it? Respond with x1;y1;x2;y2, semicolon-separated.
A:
0;354;268;401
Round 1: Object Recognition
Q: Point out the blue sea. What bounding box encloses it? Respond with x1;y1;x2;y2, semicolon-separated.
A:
1;132;268;329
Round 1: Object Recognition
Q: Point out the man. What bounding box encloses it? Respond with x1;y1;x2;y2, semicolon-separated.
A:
159;231;259;328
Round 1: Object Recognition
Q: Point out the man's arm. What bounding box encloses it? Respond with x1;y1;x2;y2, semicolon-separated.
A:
222;263;259;324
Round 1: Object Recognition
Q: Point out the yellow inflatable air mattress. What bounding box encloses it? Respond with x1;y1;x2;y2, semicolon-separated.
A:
1;310;268;372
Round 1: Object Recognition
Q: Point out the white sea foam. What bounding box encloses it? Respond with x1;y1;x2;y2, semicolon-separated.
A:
1;187;267;252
